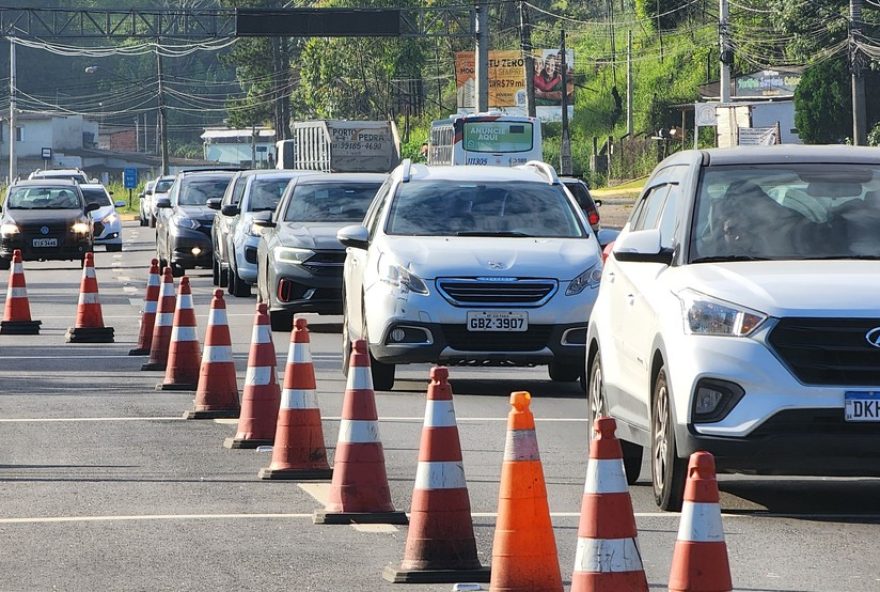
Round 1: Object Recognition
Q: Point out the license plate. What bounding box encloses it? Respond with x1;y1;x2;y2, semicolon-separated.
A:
844;391;880;422
32;238;58;248
466;311;528;332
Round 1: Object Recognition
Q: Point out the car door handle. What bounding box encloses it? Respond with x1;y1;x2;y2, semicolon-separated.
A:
626;293;635;305
606;271;615;283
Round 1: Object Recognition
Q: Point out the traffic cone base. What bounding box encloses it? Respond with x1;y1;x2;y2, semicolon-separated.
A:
258;466;332;480
157;382;197;391
129;347;149;356
383;565;491;584
141;360;166;371
223;436;274;449
0;319;41;335
183;408;239;420
313;509;408;525
65;326;114;343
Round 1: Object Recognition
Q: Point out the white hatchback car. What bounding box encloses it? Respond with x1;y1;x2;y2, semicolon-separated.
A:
80;183;125;252
338;160;604;391
587;145;880;511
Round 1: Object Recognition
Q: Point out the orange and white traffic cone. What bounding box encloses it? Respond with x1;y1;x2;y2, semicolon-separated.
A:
141;268;175;371
0;249;41;335
65;251;114;343
571;417;648;592
129;258;160;355
314;339;407;525
258;317;332;480
223;303;281;449
157;276;201;391
668;451;732;592
488;391;563;592
383;366;490;583
184;289;239;420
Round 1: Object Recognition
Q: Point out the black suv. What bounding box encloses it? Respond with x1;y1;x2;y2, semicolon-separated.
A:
0;180;98;269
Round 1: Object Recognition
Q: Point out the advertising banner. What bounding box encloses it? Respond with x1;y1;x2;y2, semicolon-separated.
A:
455;49;574;122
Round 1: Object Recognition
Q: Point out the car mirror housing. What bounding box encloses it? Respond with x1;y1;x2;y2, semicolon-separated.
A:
596;228;619;250
221;204;240;217
337;224;369;250
613;228;673;264
84;202;101;213
114;200;126;208
155;197;172;209
252;211;275;228
206;198;222;211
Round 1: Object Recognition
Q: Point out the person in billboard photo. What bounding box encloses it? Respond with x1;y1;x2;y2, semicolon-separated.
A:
533;51;574;106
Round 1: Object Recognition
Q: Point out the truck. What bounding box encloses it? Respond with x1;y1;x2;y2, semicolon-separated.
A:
275;120;401;173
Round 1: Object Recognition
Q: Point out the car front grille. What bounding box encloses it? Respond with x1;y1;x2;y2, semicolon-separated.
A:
93;221;105;236
441;324;554;351
303;251;345;276
437;278;558;307
767;317;880;385
19;222;68;234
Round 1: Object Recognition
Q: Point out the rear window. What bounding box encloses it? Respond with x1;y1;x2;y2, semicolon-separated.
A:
284;183;381;222
564;182;595;211
178;178;232;206
81;188;112;207
155;179;174;193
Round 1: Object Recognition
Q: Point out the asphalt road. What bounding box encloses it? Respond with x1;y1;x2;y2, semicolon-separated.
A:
1;221;878;591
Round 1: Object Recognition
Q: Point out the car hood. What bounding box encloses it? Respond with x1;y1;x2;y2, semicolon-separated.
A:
4;208;84;223
276;222;348;250
666;260;880;316
382;236;600;280
177;205;214;222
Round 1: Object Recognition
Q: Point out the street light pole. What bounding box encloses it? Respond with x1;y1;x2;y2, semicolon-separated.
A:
9;36;16;181
156;41;169;175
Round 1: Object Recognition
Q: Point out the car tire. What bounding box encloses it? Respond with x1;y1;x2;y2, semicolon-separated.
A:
651;365;687;511
170;263;185;278
0;257;10;271
149;216;156;228
212;259;220;286
228;264;251;297
106;244;122;253
370;353;395;391
587;351;642;484
548;360;581;382
269;309;292;332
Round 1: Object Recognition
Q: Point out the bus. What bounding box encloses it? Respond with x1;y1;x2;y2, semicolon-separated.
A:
428;113;542;167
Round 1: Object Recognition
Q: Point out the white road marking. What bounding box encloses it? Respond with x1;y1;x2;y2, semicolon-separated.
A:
129;298;142;306
117;276;132;282
0;417;183;423
123;286;138;294
353;524;399;533
299;483;332;507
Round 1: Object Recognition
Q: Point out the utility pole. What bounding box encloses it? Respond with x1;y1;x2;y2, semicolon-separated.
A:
475;0;489;112
627;30;633;136
656;0;664;62
519;1;536;117
156;41;169;175
560;29;572;176
8;36;16;182
719;0;731;103
851;0;867;145
608;0;617;85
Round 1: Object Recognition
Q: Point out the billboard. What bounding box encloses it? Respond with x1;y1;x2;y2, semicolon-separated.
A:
455;49;574;122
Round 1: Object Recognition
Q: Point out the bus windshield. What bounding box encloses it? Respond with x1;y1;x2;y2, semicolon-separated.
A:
462;122;534;153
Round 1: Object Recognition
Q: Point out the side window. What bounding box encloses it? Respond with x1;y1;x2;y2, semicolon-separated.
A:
231;177;248;206
658;184;681;249
167;181;180;205
221;175;243;207
364;178;394;238
631;185;670;232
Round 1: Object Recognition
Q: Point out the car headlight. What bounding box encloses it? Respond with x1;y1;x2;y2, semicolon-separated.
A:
378;254;429;295
172;215;200;230
275;247;314;264
0;223;19;236
71;222;91;234
566;262;603;295
102;213;119;225
677;289;767;337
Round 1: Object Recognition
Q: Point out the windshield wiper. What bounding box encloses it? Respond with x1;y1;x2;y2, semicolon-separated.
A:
691;255;770;263
455;231;532;237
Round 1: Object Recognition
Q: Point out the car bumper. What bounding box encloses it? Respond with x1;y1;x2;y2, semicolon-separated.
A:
94;220;122;244
1;235;92;261
169;228;212;269
233;234;260;284
269;260;343;315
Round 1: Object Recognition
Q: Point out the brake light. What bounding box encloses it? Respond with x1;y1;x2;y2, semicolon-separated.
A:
588;210;600;226
602;242;614;263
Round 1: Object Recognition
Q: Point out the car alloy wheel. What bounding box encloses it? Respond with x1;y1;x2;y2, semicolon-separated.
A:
651;366;686;511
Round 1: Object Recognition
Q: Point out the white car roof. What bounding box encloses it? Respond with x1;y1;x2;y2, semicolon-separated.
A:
403;163;558;185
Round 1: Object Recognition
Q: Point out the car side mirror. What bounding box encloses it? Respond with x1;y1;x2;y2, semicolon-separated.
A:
612;228;673;265
114;200;126;208
84;202;101;213
337;224;369;250
155;197;172;209
252;211;275;228
221;204;240;217
594;199;603;207
206;198;222;211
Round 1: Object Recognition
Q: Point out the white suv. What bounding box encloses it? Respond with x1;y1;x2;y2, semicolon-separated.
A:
338;160;603;391
587;145;880;511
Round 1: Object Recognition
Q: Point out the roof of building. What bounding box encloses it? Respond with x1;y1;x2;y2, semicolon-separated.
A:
201;128;276;140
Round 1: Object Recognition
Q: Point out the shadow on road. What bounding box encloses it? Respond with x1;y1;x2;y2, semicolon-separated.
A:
720;477;880;520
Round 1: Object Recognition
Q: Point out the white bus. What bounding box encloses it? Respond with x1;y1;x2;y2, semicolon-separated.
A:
428;113;542;167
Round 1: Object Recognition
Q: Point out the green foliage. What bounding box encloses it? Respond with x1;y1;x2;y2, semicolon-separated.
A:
635;0;696;32
794;58;852;144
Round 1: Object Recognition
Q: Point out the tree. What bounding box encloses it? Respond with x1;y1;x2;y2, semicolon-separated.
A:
794;58;852;144
635;0;695;32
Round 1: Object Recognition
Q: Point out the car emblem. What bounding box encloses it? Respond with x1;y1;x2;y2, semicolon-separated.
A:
487;261;504;270
866;327;880;348
40;226;49;235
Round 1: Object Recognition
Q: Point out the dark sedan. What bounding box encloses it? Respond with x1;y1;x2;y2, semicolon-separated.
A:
0;180;98;269
255;173;386;331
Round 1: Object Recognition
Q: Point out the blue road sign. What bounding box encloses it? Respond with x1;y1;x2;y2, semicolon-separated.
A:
123;167;138;189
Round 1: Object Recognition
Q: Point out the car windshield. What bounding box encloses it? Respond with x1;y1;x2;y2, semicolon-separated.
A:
247;177;293;212
690;164;880;262
6;187;81;209
178;178;230;205
81;188;112;207
385;181;586;237
284;183;381;222
155;179;174;193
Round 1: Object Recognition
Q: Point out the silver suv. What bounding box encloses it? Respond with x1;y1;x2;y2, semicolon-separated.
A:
338;160;603;390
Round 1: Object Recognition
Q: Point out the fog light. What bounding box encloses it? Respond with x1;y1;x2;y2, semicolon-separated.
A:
191;247;202;256
391;328;406;342
692;378;744;423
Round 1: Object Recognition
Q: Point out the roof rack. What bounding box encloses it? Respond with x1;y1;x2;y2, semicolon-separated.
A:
518;160;560;185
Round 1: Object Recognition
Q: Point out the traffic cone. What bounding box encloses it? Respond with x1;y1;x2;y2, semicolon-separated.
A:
258;317;332;480
570;417;648;592
313;338;407;525
383;366;490;583
668;452;732;592
184;289;240;420
157;276;201;391
0;249;41;335
129;258;160;355
223;303;281;449
65;251;114;343
141;268;175;371
488;391;562;592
